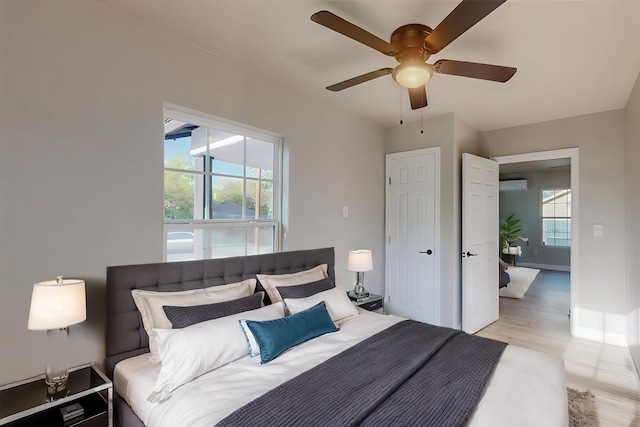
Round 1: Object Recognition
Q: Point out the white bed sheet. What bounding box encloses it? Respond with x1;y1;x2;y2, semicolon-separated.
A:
115;310;568;427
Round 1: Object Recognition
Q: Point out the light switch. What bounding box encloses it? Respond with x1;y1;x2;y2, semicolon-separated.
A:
342;205;349;218
593;224;603;237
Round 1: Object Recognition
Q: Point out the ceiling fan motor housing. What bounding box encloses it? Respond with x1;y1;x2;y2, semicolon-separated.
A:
390;24;433;63
390;24;434;88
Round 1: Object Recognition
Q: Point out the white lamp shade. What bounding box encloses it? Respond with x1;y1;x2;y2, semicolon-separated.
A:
28;279;86;330
348;250;373;272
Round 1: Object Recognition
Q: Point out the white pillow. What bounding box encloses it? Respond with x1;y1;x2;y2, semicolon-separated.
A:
132;279;256;361
256;264;328;304
147;302;285;403
239;319;261;357
284;287;359;323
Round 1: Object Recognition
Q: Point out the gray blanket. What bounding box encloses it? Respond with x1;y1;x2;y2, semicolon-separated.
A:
216;320;506;427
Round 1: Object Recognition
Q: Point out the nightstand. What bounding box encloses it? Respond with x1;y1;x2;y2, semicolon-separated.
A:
351;294;384;314
0;364;112;427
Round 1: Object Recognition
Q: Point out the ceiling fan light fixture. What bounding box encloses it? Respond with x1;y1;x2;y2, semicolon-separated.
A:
392;63;433;89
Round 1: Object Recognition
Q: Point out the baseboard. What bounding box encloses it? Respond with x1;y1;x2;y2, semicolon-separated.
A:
517;262;570;272
627;346;640;398
573;325;627;346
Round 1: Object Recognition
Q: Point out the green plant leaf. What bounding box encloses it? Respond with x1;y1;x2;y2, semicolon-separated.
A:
499;214;527;250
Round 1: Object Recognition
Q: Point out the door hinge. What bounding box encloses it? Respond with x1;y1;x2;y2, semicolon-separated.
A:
388;177;391;185
388;235;391;244
387;295;391;303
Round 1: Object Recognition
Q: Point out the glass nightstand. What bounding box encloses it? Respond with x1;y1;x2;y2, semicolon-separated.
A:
0;364;112;427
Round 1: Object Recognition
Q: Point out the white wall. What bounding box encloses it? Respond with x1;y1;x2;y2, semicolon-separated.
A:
499;169;572;268
0;1;386;384
384;113;480;328
625;72;640;377
480;110;627;344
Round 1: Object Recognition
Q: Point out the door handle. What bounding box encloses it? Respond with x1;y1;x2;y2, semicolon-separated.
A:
462;251;478;257
419;249;433;255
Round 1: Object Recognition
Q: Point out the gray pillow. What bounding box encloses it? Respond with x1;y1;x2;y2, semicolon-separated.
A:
163;292;264;329
276;278;335;300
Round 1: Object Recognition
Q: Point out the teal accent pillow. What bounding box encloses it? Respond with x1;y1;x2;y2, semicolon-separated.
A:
245;301;338;364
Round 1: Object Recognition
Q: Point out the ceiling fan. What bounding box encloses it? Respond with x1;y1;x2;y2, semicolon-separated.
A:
310;0;516;110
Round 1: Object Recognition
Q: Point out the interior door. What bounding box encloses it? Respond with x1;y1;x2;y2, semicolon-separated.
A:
385;148;440;325
462;153;499;334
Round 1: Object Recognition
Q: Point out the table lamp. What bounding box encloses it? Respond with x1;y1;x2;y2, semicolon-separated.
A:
28;276;86;393
348;250;373;299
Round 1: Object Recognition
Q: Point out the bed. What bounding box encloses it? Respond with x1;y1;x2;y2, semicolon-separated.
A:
105;247;568;427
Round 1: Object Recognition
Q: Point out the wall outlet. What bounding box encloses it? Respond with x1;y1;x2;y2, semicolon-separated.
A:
533;249;538;256
342;205;349;218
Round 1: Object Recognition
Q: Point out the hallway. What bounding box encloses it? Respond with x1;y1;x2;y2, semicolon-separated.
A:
477;270;640;426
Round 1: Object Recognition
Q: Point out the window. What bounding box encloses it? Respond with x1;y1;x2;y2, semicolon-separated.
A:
163;109;281;261
541;188;571;247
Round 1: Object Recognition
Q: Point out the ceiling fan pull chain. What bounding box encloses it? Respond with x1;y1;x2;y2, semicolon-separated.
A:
400;73;404;125
421;109;424;135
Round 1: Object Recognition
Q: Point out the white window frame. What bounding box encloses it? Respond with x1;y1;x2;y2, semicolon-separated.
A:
163;103;282;261
541;187;571;248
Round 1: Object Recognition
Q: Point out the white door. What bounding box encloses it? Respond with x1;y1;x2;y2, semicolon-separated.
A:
385;148;440;324
462;153;499;334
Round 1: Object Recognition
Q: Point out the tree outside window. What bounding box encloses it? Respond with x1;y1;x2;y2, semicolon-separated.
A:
163;115;281;261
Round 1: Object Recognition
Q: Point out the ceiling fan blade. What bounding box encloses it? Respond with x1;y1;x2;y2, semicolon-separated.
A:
434;59;516;82
423;0;506;54
311;11;397;56
408;85;428;110
326;68;393;92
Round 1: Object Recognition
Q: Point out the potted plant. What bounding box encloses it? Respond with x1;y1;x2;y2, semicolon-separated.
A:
499;214;527;253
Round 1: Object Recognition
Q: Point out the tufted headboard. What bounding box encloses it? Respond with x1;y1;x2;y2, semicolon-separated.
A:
104;247;335;379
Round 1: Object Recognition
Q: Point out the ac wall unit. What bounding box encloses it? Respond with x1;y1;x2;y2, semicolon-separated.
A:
499;179;528;192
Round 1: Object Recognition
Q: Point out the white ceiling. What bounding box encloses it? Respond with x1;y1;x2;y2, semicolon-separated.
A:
95;0;640;131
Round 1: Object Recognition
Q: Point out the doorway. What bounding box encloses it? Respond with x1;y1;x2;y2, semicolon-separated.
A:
492;148;578;336
385;148;441;325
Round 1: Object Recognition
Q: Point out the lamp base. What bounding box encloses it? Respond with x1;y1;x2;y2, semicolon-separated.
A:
45;379;69;402
45;328;70;395
350;272;369;299
349;283;369;300
46;373;69;395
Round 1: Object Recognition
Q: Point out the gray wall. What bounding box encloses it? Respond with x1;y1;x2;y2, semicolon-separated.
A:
1;0;635;387
0;2;386;385
385;108;628;342
480;110;627;344
499;170;571;269
385;113;481;329
626;72;640;379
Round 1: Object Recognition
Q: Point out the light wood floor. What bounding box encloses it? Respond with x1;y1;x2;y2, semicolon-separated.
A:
476;269;640;426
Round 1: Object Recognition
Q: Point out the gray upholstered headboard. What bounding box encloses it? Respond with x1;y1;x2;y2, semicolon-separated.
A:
104;247;335;379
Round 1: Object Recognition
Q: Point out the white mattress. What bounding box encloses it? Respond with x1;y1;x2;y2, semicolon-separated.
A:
115;310;568;427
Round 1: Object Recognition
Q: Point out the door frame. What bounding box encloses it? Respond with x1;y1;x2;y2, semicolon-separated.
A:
491;147;578;337
385;147;441;324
